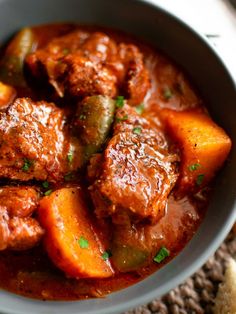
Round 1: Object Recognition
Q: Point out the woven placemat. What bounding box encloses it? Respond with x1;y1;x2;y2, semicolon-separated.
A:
125;229;236;314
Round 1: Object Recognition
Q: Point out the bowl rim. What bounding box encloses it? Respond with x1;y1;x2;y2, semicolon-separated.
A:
0;0;235;313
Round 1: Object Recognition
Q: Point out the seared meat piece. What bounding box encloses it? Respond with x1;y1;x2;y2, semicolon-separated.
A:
5;217;43;250
0;186;43;251
59;52;118;98
0;98;80;182
117;44;150;105
82;32;118;61
26;31;119;98
26;30;150;104
26;30;90;78
89;105;179;224
0;186;39;217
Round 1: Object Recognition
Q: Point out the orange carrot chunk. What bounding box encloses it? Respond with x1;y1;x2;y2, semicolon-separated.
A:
161;109;232;194
38;187;113;279
0;81;16;109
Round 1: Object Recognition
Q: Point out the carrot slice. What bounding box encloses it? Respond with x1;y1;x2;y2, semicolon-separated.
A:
0;81;16;109
38;187;113;279
161;109;232;193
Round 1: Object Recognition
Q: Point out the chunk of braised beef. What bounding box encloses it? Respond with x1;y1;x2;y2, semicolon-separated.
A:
25;30;90;79
117;44;150;105
26;30;150;104
0;186;43;251
58;53;118;98
0;186;39;217
89;105;179;224
26;31;119;98
0;98;81;183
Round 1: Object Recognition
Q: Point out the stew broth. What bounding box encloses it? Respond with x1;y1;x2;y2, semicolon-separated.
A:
0;24;228;300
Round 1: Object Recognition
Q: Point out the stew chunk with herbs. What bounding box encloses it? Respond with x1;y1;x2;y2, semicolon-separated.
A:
89;104;179;224
0;186;43;251
0;98;81;183
26;31;150;103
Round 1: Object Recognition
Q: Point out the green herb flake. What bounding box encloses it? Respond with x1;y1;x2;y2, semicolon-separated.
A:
64;172;74;182
79;114;87;120
42;181;49;189
163;87;173;100
154;247;170;263
67;151;73;163
78;236;89;249
116;114;128;123
101;250;112;261
133;126;142;135
44;189;52;196
62;48;70;55
196;174;204;186
188;163;201;172
115;96;125;108
135;103;145;115
22;158;33;172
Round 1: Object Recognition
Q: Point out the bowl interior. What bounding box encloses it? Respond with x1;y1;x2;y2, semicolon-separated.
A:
0;0;235;313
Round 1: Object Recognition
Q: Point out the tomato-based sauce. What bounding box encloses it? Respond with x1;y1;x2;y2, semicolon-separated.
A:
0;24;230;300
0;195;207;300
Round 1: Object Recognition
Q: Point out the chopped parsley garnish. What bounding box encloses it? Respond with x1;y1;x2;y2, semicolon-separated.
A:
78;236;89;249
135;103;145;115
163;87;173;100
154;247;170;263
67;151;73;163
188;163;201;172
133;126;142;135
22;158;33;172
62;48;70;55
196;174;204;186
42;181;49;189
64;172;74;182
116;114;128;123
101;250;112;260
79;114;87;120
44;189;52;196
115;96;125;108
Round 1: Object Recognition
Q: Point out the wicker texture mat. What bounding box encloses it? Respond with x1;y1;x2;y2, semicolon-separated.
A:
125;230;236;314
